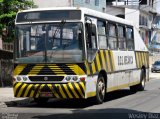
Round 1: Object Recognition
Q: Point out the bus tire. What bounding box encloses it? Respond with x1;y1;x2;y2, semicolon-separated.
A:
34;98;49;105
94;74;106;104
130;69;146;92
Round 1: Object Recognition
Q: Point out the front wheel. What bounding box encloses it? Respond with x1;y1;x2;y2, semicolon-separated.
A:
130;69;146;92
95;74;106;104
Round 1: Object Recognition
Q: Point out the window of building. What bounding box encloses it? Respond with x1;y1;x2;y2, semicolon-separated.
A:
126;27;134;50
95;0;99;6
97;21;107;49
108;23;117;49
85;0;90;4
118;25;126;50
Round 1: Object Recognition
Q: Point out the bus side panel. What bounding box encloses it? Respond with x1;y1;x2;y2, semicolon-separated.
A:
85;75;98;98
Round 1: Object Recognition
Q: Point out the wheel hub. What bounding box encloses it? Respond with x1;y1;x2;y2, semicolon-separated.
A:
98;80;105;98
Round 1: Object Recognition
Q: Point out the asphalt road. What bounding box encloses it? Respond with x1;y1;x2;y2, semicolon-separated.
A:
0;72;160;119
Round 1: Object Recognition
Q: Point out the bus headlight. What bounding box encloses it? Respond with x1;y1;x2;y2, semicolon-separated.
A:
65;76;71;81
72;76;78;81
23;77;28;81
17;77;22;81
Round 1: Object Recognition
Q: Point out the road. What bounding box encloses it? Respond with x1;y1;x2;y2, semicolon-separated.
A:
0;72;160;119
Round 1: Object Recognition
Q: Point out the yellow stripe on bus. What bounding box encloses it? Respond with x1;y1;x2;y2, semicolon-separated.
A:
23;84;33;97
59;85;67;98
14;65;27;75
138;52;142;68
35;84;41;98
135;52;139;68
79;82;85;91
54;84;61;98
96;53;101;71
28;65;44;75
63;84;73;98
91;62;96;74
49;65;66;75
14;83;22;94
17;84;27;97
141;52;145;65
110;51;115;71
77;66;86;75
68;83;79;98
30;90;34;97
144;52;147;67
105;51;111;72
100;50;106;70
75;83;84;98
85;61;90;75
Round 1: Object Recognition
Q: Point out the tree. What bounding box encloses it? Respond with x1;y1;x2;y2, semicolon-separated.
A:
0;0;36;42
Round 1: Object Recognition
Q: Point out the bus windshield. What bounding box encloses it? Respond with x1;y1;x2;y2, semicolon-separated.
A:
15;22;84;63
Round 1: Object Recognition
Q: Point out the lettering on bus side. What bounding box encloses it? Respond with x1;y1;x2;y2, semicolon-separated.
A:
118;56;133;65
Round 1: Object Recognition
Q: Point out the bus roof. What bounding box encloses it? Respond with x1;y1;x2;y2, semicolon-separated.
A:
17;7;133;26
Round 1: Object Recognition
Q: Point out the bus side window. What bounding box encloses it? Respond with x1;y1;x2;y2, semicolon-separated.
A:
97;21;107;49
118;25;126;50
108;23;117;50
85;23;97;49
126;27;134;50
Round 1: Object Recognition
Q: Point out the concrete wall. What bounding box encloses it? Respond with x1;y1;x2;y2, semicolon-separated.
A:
74;0;106;12
33;0;72;7
125;8;140;28
106;6;124;16
33;0;106;12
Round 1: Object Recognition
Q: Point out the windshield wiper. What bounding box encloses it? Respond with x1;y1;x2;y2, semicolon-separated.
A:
49;20;66;61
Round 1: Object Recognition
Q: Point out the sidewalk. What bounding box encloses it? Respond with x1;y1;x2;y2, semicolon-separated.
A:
0;88;28;108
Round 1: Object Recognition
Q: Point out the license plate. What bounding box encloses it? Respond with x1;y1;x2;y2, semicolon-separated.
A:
40;92;53;97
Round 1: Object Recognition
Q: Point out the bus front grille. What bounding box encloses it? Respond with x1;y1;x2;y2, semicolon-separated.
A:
28;76;64;82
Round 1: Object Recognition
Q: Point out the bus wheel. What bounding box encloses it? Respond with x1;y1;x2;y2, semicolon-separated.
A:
130;69;146;92
34;98;49;105
95;74;106;104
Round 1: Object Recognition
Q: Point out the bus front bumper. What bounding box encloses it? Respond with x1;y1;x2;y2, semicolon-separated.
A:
13;82;85;99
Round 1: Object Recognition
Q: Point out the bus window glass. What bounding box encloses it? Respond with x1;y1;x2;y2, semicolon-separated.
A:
108;23;117;49
126;27;134;50
15;23;84;63
85;23;97;49
97;21;107;49
118;25;126;50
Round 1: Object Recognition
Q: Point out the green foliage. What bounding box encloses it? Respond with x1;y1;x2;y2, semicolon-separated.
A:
0;0;36;42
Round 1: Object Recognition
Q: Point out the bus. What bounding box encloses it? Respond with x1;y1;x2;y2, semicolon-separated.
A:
13;7;149;104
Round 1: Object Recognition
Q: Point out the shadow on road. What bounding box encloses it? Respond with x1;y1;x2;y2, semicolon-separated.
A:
5;89;136;109
18;108;154;119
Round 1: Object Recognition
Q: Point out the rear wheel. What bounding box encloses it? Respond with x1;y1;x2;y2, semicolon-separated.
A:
34;98;49;105
94;74;106;104
130;69;146;92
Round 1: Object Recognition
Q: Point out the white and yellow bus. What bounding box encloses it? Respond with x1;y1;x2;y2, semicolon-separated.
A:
13;7;149;104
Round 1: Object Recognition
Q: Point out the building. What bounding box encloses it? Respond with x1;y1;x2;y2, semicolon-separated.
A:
0;36;13;87
106;0;157;48
33;0;106;12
